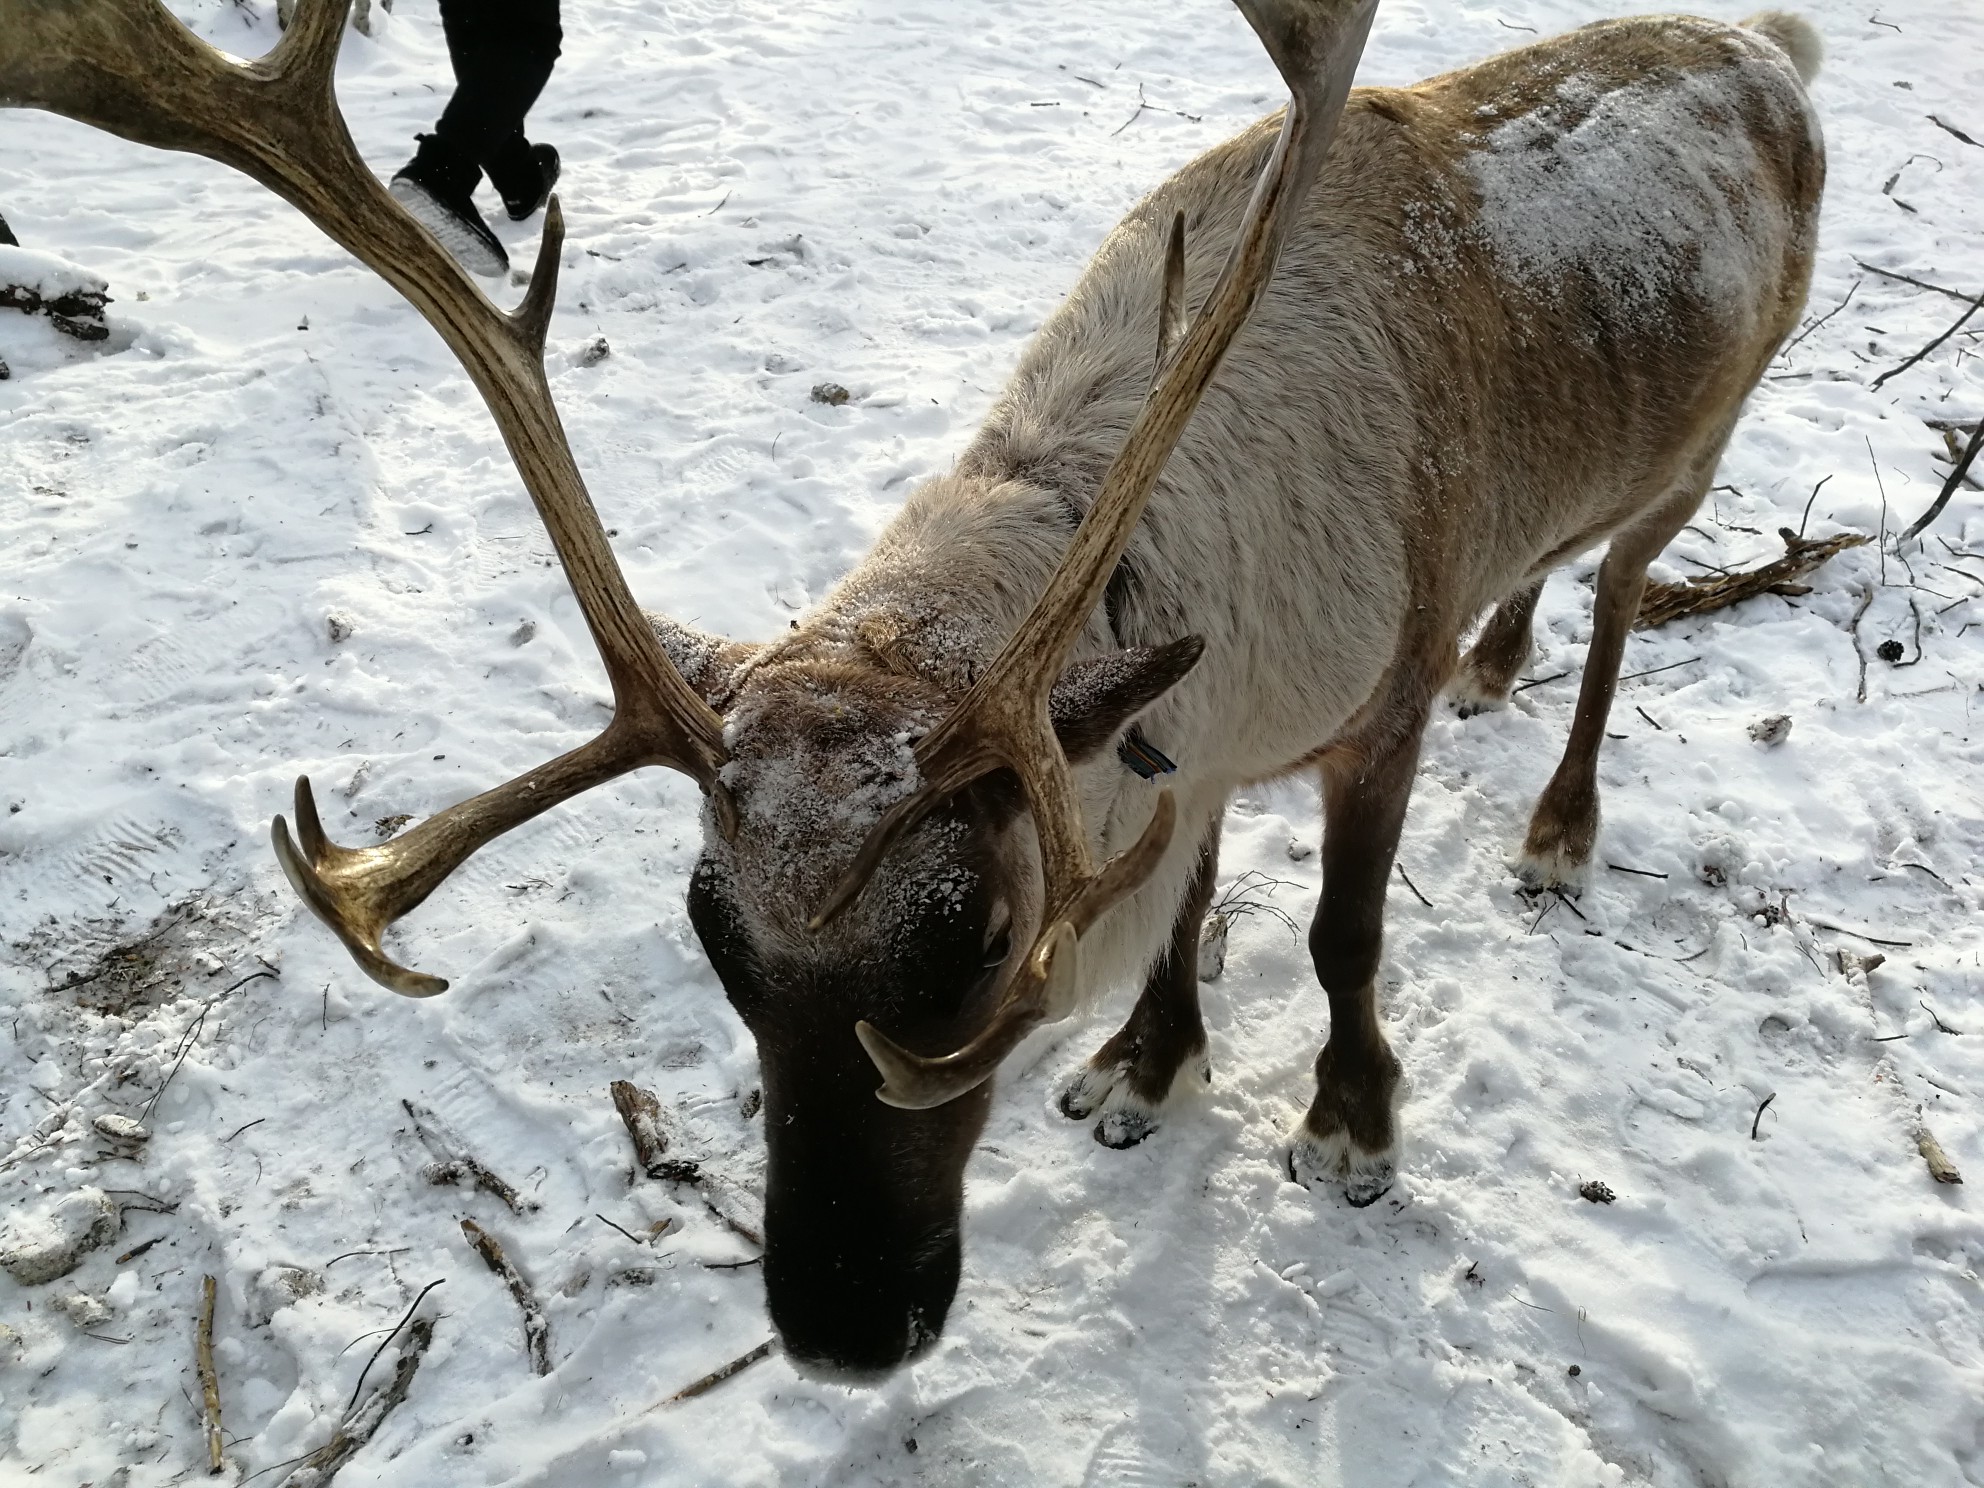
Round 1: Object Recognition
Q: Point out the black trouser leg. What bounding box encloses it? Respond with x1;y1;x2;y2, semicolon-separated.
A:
432;0;563;180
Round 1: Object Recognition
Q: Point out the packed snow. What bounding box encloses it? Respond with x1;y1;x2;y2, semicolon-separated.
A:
2;0;1981;1483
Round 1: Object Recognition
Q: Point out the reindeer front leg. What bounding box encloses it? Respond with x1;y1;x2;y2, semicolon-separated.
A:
1059;823;1220;1148
1288;687;1431;1206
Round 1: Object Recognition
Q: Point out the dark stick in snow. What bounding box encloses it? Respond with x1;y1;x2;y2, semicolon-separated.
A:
1849;586;1876;702
403;1099;539;1214
1870;285;1984;390
280;1316;437;1487
460;1219;552;1375
1851;259;1977;304
1750;1093;1776;1140
1901;419;1983;542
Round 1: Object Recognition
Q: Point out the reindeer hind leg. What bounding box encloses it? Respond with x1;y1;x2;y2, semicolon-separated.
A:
1448;580;1543;718
1518;442;1730;889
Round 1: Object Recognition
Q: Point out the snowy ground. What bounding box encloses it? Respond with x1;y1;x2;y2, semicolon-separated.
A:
3;0;1982;1482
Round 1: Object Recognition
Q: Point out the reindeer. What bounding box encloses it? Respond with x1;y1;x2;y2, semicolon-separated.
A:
2;0;1823;1378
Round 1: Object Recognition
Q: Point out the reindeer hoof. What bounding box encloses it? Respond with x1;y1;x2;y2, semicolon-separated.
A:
1286;1128;1397;1207
1094;1105;1159;1149
1514;841;1590;893
1057;1063;1120;1122
1446;672;1510;720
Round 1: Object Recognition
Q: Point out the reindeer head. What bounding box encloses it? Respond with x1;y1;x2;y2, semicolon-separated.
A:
2;0;1374;1379
665;623;1202;1373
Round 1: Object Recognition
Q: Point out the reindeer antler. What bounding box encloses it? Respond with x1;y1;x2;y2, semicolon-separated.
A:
832;0;1381;1108
0;0;729;995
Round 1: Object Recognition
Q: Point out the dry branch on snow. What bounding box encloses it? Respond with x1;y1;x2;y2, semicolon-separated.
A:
1636;528;1870;629
196;1274;225;1475
460;1218;552;1375
278;1315;437;1487
611;1080;764;1247
402;1099;539;1214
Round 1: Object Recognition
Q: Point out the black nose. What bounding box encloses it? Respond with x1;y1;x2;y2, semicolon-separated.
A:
763;1221;960;1379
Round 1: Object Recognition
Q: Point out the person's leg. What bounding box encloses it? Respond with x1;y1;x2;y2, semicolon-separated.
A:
435;0;563;217
391;0;563;275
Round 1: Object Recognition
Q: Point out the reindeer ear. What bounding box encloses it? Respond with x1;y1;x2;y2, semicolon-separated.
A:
1048;636;1204;764
647;615;762;709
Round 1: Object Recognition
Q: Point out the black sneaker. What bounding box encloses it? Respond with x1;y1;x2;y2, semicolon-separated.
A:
390;134;507;279
489;139;561;222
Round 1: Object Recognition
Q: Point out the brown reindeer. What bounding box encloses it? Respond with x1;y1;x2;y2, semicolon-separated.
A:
1;0;1822;1377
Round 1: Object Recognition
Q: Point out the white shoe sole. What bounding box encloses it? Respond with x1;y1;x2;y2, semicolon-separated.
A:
389;176;508;280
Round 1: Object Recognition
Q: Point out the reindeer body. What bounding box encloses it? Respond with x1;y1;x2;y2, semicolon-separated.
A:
657;11;1827;1374
720;11;1823;1012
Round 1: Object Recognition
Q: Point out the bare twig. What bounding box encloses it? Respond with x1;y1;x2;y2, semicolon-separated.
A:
279;1316;437;1487
1901;418;1983;542
198;1275;225;1474
140;971;279;1124
1619;657;1701;682
1606;863;1669;879
1870;286;1984;390
594;1212;646;1247
1797;473;1833;539
1638;530;1869;629
1512;670;1570;693
345;1281;444;1415
1927;114;1979;148
1919;1000;1961;1035
1396;864;1433;908
650;1340;775;1408
1849;586;1876;702
1852;259;1977;304
460;1219;551;1376
1780;279;1859;357
1110;81;1202;136
1751;1092;1776;1140
1810;918;1912;947
403;1100;538;1214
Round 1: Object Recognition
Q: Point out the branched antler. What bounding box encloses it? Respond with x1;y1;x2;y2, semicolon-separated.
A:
0;0;729;994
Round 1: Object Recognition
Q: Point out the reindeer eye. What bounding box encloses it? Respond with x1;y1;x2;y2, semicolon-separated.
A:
982;926;1013;968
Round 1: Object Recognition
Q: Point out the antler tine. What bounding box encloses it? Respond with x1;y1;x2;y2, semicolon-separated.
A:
3;0;732;992
838;0;1378;1105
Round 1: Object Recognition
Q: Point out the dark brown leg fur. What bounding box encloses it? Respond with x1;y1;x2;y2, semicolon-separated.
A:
1450;581;1543;717
1288;677;1432;1205
1058;825;1219;1148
